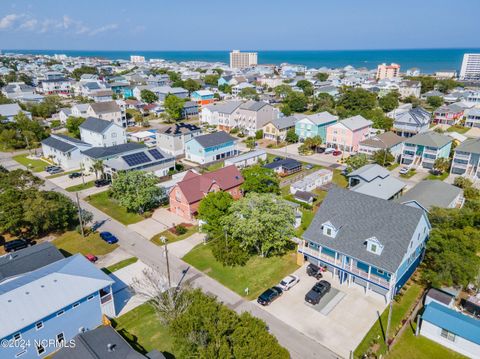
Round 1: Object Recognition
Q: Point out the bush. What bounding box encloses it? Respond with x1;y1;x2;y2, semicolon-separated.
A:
211;237;250;266
267;144;274;148
255;129;263;140
175;224;188;235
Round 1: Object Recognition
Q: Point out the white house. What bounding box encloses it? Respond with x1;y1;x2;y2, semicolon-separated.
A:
41;134;91;170
86;101;126;128
79;117;127;147
224;149;267;169
290;169;333;194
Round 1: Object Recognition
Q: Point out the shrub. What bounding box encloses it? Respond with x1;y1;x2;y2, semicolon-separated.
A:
175;224;188;235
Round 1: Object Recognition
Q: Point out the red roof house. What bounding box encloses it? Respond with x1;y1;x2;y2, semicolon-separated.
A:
169;165;244;220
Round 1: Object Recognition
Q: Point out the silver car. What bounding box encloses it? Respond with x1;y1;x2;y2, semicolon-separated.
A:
278;275;300;291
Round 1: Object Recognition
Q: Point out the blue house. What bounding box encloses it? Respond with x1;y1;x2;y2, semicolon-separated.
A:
299;187;430;302
294;111;338;142
185;131;238;164
0;253;115;359
401;131;452;169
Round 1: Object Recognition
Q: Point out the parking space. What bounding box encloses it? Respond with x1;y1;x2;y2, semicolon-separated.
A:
257;264;387;358
48;172;96;189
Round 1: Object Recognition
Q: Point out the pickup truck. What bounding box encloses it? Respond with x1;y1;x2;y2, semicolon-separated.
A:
305;280;331;305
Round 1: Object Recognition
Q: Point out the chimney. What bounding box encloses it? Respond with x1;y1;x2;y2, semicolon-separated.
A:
107;343;116;352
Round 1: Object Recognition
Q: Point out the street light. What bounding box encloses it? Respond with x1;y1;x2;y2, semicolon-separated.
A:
161;236;171;288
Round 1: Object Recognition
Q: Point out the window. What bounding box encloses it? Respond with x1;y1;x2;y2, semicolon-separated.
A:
35;322;43;330
441;329;456;342
56;332;65;345
371;244;377;253
87;295;94;301
72;302;79;309
13;333;21;341
326;228;332;236
377;269;384;275
57;310;65;317
36;343;45;355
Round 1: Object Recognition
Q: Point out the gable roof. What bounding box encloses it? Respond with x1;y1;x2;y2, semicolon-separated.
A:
41;136;77;153
348;164;390;182
240;100;268;112
204;101;242;114
264;157;302;171
405;131;452;148
89;101;121;114
176;165;244;204
268;116;297;130
0;254;114;339
394;107;431;127
295;111;338;126
80;117;115;133
53;133;90;146
191;131;236;148
422;301;480;345
395;180;462;209
359;131;404;149
339;115;372;131
303;187;426;273
82;143;145;159
0;103;23;117
455;138;480;155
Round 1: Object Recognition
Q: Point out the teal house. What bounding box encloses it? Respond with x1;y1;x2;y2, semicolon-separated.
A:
401;132;452;169
294;111;338;142
185;131;238;164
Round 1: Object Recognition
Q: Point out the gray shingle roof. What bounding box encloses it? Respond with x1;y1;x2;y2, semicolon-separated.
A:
303;187;426;273
455;138;480;155
295;111;338;126
240;100;268;112
79;117;114;133
395;180;462;209
269;116;297;130
340;115;372;131
204;101;242;114
192;131;236;148
395;107;431;126
82;143;145;159
359;131;404;149
54;133;89;146
89;101;121;114
41;136;77;153
405;131;452;148
348;164;390;181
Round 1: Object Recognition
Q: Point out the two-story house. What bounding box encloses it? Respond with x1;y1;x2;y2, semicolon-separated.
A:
358;131;404;161
465;108;480;128
298;187;430;302
156;123;202;156
450;137;480;179
38;78;72;95
0;254;115;359
262;116;298;142
325;115;373;152
169;165;244;220
294;112;338;142
398;80;421;98
433;103;465;125
185;131;238;164
79;117;127;148
41;134;92;170
87;101;126;128
236;101;280;136
200;101;243;131
401;132;452;169
392;107;431;138
191;90;215;107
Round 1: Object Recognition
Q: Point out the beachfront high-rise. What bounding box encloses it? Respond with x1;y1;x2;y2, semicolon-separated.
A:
229;50;258;69
460;54;480;80
130;55;145;63
376;63;400;80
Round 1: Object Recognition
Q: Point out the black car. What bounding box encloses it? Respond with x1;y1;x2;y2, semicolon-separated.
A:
68;172;82;179
94;179;111;187
4;239;32;253
257;286;283;306
305;280;331;305
306;263;323;279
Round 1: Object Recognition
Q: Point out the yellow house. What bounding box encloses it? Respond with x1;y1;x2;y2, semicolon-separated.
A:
262;116;297;142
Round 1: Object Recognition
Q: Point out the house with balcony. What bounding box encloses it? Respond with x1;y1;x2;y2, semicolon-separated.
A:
41;134;92;170
294;111;338;142
433;103;465;125
262;116;298;142
200;101;242;132
87;101;126;128
392;106;431;138
156;122;202;157
401;132;452;169
79;117;127;148
450;138;480;179
358;131;404;160
185;131;238;164
299;187;430;302
325;115;373;153
191;90;215;107
0;254;115;359
465;108;480;128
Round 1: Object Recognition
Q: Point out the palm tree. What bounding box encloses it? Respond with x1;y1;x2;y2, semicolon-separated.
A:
91;160;104;180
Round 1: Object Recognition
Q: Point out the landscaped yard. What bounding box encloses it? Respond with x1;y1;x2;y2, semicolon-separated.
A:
86;191;146;225
65;180;95;192
354;279;424;358
151;225;199;246
425;172;449;181
388;163;400;171
112;303;175;358
102;257;138;274
296;207;316;236
447;125;470;134
202;161;224;172
400;169;417;179
52;230;118;256
332;169;348;187
13;154;49;172
183;244;300;299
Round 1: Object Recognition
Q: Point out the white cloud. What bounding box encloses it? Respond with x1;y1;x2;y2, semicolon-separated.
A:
0;14;22;29
88;24;118;36
18;18;37;30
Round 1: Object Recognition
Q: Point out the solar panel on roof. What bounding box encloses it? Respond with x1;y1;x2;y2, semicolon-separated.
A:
122;152;151;167
148;149;164;160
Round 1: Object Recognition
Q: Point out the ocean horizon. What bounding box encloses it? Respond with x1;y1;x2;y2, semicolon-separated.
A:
4;48;480;74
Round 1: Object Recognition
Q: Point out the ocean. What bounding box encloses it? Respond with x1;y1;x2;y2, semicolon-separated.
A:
4;48;480;74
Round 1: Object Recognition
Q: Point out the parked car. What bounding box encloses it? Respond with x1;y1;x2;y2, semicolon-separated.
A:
85;253;98;263
273;156;283;162
49;168;64;174
399;167;410;175
430;169;441;176
257;286;283;306
306;263;323;279
304;164;313;170
68;172;82;179
316;147;326;154
278;275;300;291
46;166;62;173
99;231;118;244
332;150;342;156
45;165;59;172
305;280;331;305
4;238;32;253
324;148;335;154
94;179;111;187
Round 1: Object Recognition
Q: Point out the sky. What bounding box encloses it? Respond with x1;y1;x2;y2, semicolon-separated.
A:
1;0;480;51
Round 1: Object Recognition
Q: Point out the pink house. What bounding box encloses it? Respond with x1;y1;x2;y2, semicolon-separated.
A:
325;115;373;153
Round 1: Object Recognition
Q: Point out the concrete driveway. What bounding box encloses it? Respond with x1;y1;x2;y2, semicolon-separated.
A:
48;172;96;189
258;264;387;358
128;207;192;239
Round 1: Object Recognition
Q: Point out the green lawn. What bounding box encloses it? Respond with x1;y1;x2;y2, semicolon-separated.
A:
86;191;145;225
102;257;138;274
13;154;49;172
425;172;449;181
112;303;175;358
183;244;300;299
65;180;95;192
151;225;199;246
354;280;424;358
202;161;224;172
388;163;400;171
400;169;417;179
332;169;348;188
52;230;118;256
446;125;469;134
296;208;316;236
386;319;466;359
46;169;80;179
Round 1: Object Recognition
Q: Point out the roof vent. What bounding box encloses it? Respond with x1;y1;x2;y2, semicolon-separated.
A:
107;343;116;352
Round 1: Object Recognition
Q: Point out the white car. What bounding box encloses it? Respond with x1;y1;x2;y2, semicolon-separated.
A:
278;275;300;291
399;167;409;175
324;148;335;154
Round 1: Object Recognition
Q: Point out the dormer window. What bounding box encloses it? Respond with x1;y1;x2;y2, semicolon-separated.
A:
321;221;337;238
366;236;383;255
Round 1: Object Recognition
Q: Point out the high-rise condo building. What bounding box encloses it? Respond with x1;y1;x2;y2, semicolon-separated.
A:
376;63;400;80
460;54;480;80
229;50;258;69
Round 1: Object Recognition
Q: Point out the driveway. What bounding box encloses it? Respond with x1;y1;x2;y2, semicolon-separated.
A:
127;208;192;239
265;145;347;169
258;265;387;359
390;165;429;190
48;172;96;189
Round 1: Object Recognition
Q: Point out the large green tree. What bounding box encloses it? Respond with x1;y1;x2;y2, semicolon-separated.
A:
72;66;97;80
204;74;220;86
198;191;233;237
183;78;201;94
337;87;377;114
141;89;158;104
378;91;399;112
164;94;185;120
345;154;369;172
110;171;165;213
284;91;307;112
315;72;329;81
372;149;395;167
296;80;314;97
241;165;280;194
65;116;85;138
427;96;444;108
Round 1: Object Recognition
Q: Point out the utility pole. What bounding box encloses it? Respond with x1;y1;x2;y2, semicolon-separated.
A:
161;236;171;288
76;192;85;237
385;276;396;348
